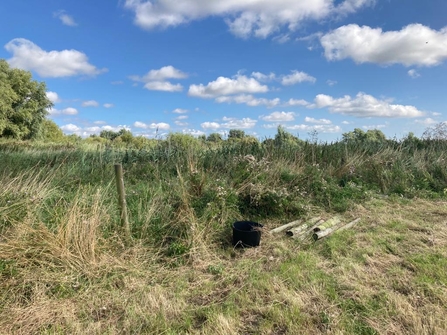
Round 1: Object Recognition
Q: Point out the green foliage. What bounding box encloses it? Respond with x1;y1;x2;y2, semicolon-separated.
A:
228;129;245;140
0;59;52;139
274;125;302;147
206;132;223;142
40;119;64;142
343;128;387;144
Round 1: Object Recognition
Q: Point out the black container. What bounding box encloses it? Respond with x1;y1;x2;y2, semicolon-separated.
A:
232;221;263;247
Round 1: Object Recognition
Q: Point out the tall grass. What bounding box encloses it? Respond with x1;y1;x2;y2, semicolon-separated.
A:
0;136;446;333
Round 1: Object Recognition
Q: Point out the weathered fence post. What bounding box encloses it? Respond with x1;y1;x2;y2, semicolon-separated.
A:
114;164;130;240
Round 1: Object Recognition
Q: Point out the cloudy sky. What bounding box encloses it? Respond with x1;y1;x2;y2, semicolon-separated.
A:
1;0;446;141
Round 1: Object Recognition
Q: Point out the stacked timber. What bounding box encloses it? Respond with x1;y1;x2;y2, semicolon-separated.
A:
271;216;360;241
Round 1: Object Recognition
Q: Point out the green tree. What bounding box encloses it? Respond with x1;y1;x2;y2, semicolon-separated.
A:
0;59;52;139
207;132;223;142
274;125;302;147
40;119;64;142
228;129;245;140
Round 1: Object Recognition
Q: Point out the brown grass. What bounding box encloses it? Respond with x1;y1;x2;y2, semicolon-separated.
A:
1;181;446;334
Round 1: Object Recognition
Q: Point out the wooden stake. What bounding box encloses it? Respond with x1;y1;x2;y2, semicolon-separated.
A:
114;164;130;240
313;218;360;241
271;220;302;234
285;217;322;237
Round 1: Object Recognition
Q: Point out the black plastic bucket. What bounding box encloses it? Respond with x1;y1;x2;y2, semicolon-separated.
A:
232;221;263;247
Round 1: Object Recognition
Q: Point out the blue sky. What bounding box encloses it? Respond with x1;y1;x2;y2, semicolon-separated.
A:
1;0;446;141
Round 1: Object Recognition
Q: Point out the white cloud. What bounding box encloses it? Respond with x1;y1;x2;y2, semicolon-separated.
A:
182;129;205;136
362;124;386;130
285;124;342;133
251;71;276;82
432;112;442;116
82;100;99;107
261;111;295;122
54;10;78;26
304;117;332;124
326;79;337;86
103;103;114;108
320;24;447;67
176;115;188;120
285;98;310;106
201;122;221;130
61;124;131;137
130;66;187;92
124;0;373;39
136;65;187;81
216;94;280;107
341;121;352;125
273;34;291;44
173;108;188;114
310;92;425;118
5;38;106;77
281;70;316;85
189;75;268;98
415;118;438;126
61;124;81;132
49;107;78;115
144;81;183;91
175;121;188;126
94;120;107;125
46;91;60;104
134;121;170;130
221;116;257;129
408;69;420;78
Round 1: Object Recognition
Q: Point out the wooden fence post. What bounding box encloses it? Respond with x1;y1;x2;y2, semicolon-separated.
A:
114;164;130;240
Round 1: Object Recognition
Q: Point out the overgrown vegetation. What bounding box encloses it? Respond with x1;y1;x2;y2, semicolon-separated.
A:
0;127;446;334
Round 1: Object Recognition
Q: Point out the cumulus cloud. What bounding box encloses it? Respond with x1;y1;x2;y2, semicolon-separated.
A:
61;124;81;132
326;79;337;86
134;121;170;130
5;38;106;77
124;0;373;39
408;69;420;78
189;75;268;98
261;111;295;122
136;65;187;81
173;108;188;114
221;116;257;129
130;65;187;92
310;92;425;118
183;129;205;136
285;124;342;133
144;81;183;91
103;103;114;108
46;91;60;104
415;118;438;126
320;24;447;67
215;94;280;107
82;100;99;107
362;124;386;130
281;70;316;85
285;98;310;106
61;124;131;136
53;10;78;26
49;107;78;115
251;71;276;82
304;117;332;124
201;122;221;130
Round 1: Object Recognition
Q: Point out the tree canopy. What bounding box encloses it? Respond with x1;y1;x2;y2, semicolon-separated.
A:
0;59;52;139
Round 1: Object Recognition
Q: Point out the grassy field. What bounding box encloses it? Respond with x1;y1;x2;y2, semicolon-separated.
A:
0;136;446;334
